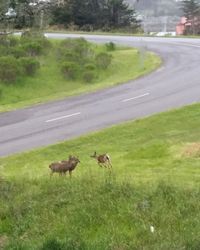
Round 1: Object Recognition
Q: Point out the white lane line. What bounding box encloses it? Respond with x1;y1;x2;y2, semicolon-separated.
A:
46;112;81;123
122;93;150;103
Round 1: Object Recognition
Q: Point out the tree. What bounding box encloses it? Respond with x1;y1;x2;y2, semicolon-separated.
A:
13;0;54;29
181;0;200;34
105;0;140;29
50;0;141;32
0;0;16;32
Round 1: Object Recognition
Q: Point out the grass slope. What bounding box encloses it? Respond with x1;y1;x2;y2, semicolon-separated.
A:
0;44;160;112
1;103;200;249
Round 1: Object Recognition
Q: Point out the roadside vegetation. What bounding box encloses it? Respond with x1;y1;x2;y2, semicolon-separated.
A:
0;32;160;112
1;103;200;249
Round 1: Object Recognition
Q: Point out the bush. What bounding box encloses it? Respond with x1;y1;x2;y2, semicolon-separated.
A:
0;35;19;47
21;31;51;54
0;56;21;83
0;45;10;56
95;52;112;69
10;46;27;58
63;51;79;62
105;42;116;51
82;70;96;83
20;57;40;76
59;38;93;64
22;42;43;56
84;63;96;71
7;36;19;47
61;62;79;79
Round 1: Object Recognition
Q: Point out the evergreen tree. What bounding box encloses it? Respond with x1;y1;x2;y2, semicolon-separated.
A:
181;0;200;34
51;0;140;31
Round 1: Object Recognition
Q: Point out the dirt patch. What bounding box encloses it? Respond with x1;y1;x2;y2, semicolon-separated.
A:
0;235;8;249
182;143;200;158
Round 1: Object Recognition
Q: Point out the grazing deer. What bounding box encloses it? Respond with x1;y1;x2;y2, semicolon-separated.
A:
49;155;80;177
90;151;112;168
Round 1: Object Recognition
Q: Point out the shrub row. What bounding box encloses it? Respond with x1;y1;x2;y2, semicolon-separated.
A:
59;38;113;83
0;56;40;83
0;31;49;83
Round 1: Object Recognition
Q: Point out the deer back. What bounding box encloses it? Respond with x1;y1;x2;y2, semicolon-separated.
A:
97;154;108;163
49;162;65;172
63;156;80;171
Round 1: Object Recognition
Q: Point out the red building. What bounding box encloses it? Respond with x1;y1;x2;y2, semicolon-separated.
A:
176;16;200;35
176;17;191;35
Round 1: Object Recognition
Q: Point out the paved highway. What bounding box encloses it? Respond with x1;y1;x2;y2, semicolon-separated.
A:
0;34;200;157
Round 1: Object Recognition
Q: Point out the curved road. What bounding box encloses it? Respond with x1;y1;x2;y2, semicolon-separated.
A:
0;34;200;157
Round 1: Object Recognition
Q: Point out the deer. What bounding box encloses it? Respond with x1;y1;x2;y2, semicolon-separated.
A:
49;155;80;177
90;151;112;169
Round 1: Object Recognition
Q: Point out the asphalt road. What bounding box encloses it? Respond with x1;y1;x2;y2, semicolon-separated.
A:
1;34;200;157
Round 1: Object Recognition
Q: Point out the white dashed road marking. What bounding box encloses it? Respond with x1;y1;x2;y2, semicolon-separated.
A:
122;93;150;103
46;112;81;123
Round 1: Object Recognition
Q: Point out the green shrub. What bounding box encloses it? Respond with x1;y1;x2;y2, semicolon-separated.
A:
0;45;10;56
10;46;26;58
61;62;79;79
22;42;43;56
7;36;19;47
21;31;51;54
60;38;89;50
0;35;18;47
63;51;79;62
0;35;8;47
20;57;40;76
59;38;93;64
95;52;112;69
105;42;116;51
0;56;21;83
82;70;96;83
84;63;96;71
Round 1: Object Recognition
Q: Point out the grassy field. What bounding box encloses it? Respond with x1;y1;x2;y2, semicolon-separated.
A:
1;103;200;249
0;41;161;112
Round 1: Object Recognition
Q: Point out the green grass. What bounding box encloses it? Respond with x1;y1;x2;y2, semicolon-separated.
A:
1;103;200;249
0;42;161;112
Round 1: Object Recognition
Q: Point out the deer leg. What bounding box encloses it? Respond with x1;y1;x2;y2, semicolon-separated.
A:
98;162;103;168
69;171;72;178
103;163;108;168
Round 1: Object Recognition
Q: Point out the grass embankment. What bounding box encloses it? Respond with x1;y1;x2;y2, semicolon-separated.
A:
0;42;160;112
1;103;200;249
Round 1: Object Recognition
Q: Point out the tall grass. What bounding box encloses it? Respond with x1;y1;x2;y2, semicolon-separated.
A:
1;103;200;248
1;177;200;249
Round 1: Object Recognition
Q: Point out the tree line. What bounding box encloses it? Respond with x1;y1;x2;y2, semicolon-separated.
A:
0;0;141;32
1;0;200;35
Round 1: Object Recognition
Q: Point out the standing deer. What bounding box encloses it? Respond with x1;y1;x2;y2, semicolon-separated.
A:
90;151;112;168
49;155;80;177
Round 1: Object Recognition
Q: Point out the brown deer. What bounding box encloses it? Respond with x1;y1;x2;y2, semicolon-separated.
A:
49;155;80;177
90;151;112;168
